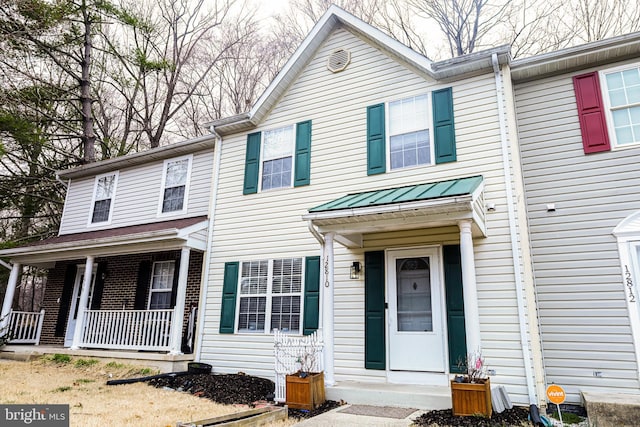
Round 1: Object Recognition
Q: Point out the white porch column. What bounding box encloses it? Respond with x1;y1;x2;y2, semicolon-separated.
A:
323;232;335;386
71;256;94;350
0;263;21;331
458;220;482;352
169;247;190;355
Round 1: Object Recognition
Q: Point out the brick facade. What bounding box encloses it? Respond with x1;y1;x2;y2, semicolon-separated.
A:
39;250;204;353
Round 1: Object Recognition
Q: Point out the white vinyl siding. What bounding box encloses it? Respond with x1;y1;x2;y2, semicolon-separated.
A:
201;28;532;404
59;150;212;234
515;63;640;402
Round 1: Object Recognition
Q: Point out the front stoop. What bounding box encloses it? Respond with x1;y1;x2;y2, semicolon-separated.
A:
582;391;640;427
326;381;451;410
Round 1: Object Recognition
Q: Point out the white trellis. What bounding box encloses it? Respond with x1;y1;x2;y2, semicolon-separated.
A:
273;330;324;402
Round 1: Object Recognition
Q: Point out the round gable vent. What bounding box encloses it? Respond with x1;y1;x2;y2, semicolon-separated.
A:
327;49;351;73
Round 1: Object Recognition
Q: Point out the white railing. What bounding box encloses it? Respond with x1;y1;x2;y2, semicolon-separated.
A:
81;309;174;351
273;330;324;403
8;309;45;344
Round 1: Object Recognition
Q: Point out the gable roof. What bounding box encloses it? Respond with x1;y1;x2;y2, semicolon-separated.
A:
205;5;510;136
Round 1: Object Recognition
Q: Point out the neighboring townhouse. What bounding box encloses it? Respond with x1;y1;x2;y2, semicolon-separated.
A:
0;137;215;368
199;6;544;408
513;32;640;403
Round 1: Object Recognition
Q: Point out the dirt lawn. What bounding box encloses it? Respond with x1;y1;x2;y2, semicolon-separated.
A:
0;356;296;427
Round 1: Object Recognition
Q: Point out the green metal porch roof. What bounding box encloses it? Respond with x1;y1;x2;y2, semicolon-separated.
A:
308;175;483;213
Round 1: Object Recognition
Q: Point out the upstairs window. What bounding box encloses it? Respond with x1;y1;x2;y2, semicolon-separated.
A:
89;172;118;224
237;258;302;334
389;94;430;170
159;155;192;215
148;261;175;309
262;126;294;191
603;65;640;147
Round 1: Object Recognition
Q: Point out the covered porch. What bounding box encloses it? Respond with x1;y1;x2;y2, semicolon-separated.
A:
0;217;208;357
303;175;487;387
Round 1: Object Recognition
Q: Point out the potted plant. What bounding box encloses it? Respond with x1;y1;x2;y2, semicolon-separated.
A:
450;350;492;418
285;351;325;410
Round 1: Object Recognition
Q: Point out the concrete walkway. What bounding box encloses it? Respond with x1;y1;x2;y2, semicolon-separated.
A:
293;405;425;426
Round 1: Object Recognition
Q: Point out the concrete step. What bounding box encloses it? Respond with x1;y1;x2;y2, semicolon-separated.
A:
582;391;640;427
326;381;451;410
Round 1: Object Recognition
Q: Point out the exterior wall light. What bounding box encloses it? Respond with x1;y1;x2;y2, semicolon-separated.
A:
350;261;362;279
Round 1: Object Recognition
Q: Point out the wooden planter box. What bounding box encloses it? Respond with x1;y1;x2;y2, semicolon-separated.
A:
451;378;492;418
286;371;325;411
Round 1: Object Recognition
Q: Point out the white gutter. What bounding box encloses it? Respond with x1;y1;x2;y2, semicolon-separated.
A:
196;128;223;361
492;53;537;405
55;174;68;188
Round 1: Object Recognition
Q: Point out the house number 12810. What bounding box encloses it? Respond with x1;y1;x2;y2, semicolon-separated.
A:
625;265;636;303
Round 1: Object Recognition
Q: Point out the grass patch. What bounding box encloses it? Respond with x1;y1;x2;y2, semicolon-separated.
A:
105;361;125;369
551;410;584;424
74;358;99;367
138;367;157;376
74;379;95;384
45;354;71;364
52;386;71;392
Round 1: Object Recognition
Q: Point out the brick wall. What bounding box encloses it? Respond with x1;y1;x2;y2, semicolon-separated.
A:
39;250;204;352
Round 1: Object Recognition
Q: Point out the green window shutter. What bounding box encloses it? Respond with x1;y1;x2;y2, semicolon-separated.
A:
243;132;261;194
366;104;386;175
220;262;239;334
294;120;312;187
443;245;467;373
302;256;320;335
364;251;386;369
433;87;457;164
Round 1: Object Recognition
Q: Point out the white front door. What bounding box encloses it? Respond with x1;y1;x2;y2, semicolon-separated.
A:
64;266;97;347
387;247;446;372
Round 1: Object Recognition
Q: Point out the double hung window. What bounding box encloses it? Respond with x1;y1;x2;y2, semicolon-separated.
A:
389;94;430;170
602;65;640;147
262;126;294;191
160;156;192;214
148;261;175;309
90;172;118;224
237;258;302;333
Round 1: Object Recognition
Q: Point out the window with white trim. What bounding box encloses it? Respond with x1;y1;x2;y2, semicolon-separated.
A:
159;156;192;214
148;261;175;309
237;258;302;333
388;94;431;170
602;65;640;147
89;172;118;224
261;126;294;191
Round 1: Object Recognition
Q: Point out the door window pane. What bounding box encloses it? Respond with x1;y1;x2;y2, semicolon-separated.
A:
396;257;432;332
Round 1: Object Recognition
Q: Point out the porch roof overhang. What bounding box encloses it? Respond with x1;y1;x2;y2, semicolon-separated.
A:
302;176;486;248
0;216;209;267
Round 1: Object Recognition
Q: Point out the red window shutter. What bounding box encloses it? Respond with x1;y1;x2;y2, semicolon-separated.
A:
572;72;611;154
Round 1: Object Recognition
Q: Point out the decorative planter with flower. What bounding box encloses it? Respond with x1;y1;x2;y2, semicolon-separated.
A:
450;350;492;418
285;349;325;410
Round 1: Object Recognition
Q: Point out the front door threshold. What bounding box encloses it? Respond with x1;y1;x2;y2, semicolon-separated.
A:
387;370;449;386
326;380;451;410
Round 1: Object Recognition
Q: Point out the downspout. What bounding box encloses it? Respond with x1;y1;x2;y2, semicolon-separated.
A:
55;174;68;188
195;129;223;361
0;260;12;270
492;53;537;405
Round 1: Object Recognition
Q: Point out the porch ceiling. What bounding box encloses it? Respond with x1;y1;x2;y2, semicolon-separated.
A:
0;216;209;267
303;176;486;248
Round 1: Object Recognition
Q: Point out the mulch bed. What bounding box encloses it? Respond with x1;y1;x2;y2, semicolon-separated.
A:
145;372;531;425
413;407;530;426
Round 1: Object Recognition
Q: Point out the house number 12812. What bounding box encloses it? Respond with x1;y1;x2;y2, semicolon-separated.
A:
625;265;636;303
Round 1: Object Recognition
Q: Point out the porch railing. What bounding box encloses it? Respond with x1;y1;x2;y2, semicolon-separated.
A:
81;309;174;351
8;309;45;345
273;330;324;403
